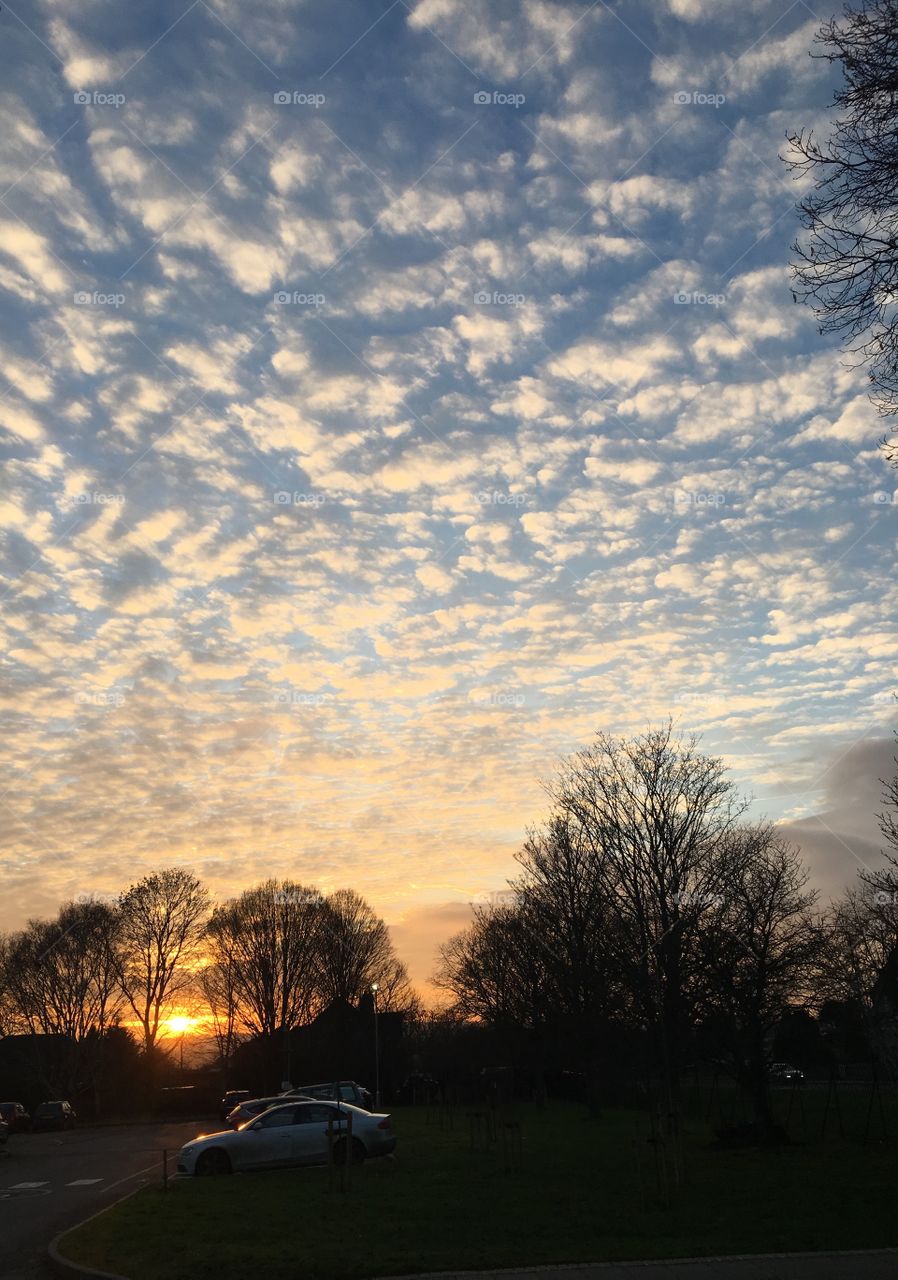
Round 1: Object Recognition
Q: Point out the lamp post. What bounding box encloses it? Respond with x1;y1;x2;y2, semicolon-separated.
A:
371;982;381;1109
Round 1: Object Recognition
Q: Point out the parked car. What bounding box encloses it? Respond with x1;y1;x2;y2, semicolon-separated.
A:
769;1062;804;1084
283;1080;372;1110
0;1117;8;1145
218;1090;252;1123
32;1100;77;1131
225;1095;296;1129
177;1100;395;1176
0;1102;31;1132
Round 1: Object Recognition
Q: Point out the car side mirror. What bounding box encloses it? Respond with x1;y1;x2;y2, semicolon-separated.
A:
250;1120;262;1131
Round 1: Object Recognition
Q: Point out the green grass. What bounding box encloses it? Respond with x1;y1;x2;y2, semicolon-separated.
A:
60;1099;898;1280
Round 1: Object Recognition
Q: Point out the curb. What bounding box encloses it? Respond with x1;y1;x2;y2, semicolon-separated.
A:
375;1247;898;1279
47;1184;144;1280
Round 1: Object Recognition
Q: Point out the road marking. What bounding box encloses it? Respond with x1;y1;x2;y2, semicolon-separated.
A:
68;1178;103;1186
102;1161;159;1193
8;1181;48;1189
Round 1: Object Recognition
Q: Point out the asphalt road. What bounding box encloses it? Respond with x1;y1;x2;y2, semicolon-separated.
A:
0;1119;206;1280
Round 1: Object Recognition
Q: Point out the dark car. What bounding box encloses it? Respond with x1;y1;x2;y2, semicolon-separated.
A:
0;1102;31;1132
0;1118;8;1145
32;1100;77;1131
284;1080;372;1110
225;1095;295;1129
218;1090;252;1123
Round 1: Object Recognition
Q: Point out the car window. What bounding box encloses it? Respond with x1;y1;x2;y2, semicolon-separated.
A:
256;1107;295;1128
339;1085;355;1100
296;1104;338;1124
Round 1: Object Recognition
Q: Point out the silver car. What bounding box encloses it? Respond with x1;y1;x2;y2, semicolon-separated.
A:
177;1101;395;1176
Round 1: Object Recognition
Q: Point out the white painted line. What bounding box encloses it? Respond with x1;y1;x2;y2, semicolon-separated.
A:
9;1181;48;1189
102;1160;159;1193
68;1178;103;1186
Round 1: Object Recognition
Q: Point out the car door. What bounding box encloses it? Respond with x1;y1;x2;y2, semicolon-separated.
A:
241;1106;299;1169
291;1104;345;1165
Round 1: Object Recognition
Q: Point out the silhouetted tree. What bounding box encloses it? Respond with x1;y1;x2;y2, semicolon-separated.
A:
693;825;822;1139
817;884;898;1010
199;954;241;1083
550;723;748;1111
116;868;209;1054
434;900;549;1031
205;879;327;1043
2;898;123;1100
785;0;898;424
319;888;416;1012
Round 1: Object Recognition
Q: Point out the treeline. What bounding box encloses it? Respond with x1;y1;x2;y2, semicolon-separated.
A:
0;874;416;1103
434;725;898;1138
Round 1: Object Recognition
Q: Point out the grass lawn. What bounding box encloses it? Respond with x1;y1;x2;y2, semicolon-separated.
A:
60;1097;898;1280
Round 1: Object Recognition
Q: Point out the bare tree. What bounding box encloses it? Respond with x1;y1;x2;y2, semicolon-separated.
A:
817;884;898;1009
318;888;414;1011
199;955;241;1082
848;750;898;1069
549;723;748;1110
3;898;123;1098
434;901;551;1030
785;0;898;422
693;826;822;1139
116;868;209;1055
205;879;327;1041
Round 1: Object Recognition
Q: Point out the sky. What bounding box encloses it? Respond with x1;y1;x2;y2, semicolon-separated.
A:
2;0;897;997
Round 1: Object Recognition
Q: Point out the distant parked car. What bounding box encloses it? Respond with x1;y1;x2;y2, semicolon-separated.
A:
225;1095;295;1129
218;1090;252;1123
769;1062;804;1084
0;1102;31;1132
178;1100;395;1176
283;1080;372;1110
32;1101;77;1132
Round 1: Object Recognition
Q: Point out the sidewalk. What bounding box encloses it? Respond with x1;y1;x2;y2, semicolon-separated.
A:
379;1250;898;1280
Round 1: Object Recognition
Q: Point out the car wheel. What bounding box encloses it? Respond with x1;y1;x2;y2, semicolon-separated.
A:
196;1148;232;1176
332;1138;366;1165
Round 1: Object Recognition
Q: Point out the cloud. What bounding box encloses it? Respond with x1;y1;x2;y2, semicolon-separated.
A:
0;0;894;992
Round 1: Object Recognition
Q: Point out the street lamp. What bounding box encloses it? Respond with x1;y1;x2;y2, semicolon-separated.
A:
371;982;381;1109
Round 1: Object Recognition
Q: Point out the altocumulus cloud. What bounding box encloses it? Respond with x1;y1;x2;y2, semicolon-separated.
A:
1;0;897;975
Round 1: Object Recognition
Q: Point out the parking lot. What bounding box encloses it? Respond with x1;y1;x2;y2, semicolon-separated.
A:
0;1119;204;1279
